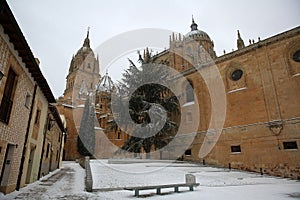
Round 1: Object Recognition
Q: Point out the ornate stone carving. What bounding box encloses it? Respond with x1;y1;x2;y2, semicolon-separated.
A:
268;121;283;135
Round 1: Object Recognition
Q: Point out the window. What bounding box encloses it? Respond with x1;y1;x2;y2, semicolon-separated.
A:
47;117;52;131
117;132;121;140
0;68;17;124
185;149;192;156
56;150;59;161
186;81;194;102
187;47;192;56
46;143;50;158
25;92;31;108
283;141;298;150
231;69;243;81
87;63;91;68
186;112;192;123
231;145;241;153
293;50;300;62
35;109;41;124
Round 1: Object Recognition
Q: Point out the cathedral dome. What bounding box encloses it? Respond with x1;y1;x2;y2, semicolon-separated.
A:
75;28;95;56
185;17;211;40
76;46;94;56
185;29;210;39
96;72;114;92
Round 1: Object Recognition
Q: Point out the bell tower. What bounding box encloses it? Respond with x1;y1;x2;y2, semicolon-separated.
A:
57;28;100;160
63;28;100;104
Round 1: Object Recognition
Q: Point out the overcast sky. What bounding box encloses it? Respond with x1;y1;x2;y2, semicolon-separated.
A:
7;0;300;98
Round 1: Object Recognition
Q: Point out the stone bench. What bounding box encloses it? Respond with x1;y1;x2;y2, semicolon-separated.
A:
124;183;200;197
124;174;199;197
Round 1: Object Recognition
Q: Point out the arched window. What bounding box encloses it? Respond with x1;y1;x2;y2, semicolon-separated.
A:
186;80;194;102
293;50;300;62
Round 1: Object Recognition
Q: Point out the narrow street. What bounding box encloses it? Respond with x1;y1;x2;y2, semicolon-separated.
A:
1;162;95;200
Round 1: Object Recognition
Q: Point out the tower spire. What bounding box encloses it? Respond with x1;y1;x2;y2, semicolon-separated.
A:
87;26;90;39
83;27;90;48
237;30;245;50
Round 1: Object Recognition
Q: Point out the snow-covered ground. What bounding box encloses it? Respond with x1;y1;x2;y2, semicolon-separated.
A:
1;160;299;199
90;159;300;200
1;162;94;200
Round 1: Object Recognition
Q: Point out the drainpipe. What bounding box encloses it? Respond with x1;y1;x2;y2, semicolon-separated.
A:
48;143;52;172
57;131;63;169
16;84;37;190
37;112;50;179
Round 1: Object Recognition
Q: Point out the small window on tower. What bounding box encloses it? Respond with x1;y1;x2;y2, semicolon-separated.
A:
87;63;91;68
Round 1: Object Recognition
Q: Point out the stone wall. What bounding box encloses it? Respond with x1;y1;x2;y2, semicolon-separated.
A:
0;26;35;194
182;27;300;179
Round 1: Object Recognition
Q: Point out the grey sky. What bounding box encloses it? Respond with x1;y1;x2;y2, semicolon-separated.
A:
7;0;300;98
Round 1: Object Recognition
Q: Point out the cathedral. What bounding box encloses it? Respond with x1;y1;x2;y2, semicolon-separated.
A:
58;18;300;179
57;30;130;160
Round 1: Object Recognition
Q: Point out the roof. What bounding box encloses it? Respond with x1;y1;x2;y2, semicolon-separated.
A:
96;72;114;92
0;0;56;103
177;25;300;78
185;29;210;39
49;106;66;133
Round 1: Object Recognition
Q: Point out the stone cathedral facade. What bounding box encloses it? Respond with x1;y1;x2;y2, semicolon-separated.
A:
57;31;129;160
58;19;300;179
152;19;300;179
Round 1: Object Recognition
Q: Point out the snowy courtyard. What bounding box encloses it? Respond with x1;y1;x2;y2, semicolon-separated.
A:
90;159;300;200
1;161;299;199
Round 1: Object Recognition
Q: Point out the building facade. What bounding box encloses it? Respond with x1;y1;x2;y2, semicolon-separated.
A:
39;107;66;178
152;18;300;179
57;16;299;178
0;1;65;194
